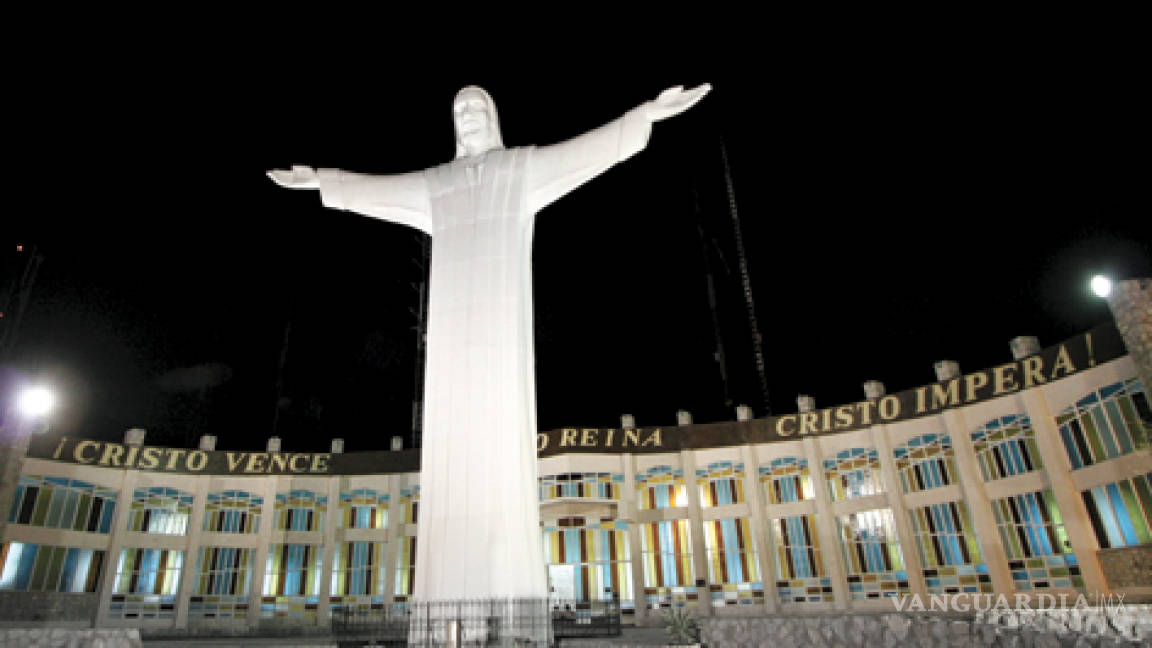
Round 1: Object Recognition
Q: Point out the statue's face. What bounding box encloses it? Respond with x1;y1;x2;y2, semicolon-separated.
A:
453;90;491;155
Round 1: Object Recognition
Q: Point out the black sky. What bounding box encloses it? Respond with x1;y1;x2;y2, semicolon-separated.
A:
3;30;1148;453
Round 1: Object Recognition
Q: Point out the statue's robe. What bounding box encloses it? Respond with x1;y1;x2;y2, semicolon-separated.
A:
317;108;651;602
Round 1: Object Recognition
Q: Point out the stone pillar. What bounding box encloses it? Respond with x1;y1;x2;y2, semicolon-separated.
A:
735;405;754;422
1105;278;1152;430
174;476;210;628
619;453;648;624
124;428;146;447
318;476;341;624
801;435;850;609
938;406;1015;595
862;381;886;400
1010;336;1041;360
96;468;138;625
621;414;636;429
737;443;776;612
382;473;405;608
199;435;217;451
331;439;345;454
870;424;928;598
679;449;711;616
1017;387;1110;593
248;476;279;628
266;437;282;453
676;410;693;426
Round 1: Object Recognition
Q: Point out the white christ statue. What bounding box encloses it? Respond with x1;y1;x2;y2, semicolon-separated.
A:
269;83;709;641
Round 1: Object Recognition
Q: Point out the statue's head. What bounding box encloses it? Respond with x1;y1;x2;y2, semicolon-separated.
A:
453;86;504;159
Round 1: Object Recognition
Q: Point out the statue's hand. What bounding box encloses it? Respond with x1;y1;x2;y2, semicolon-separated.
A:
644;83;712;122
267;165;320;189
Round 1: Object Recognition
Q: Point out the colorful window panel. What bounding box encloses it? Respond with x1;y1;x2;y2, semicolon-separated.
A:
697;461;746;508
837;508;908;599
190;547;254;620
273;490;327;532
1082;472;1152;549
7;475;117;533
393;536;416;602
759;457;812;504
542;517;632;604
399;486;419;524
702;516;762;607
636;466;688;510
330;541;386;619
203;490;262;534
1059;378;1152;469
262;544;321;619
991;490;1083;590
0;543;103;592
907;501;992;594
339;489;388;529
824;448;882;501
640;520;696;608
109;548;183;620
971;414;1042;480
539;473;623;500
772;515;832;604
893;433;957;493
127;487;193;535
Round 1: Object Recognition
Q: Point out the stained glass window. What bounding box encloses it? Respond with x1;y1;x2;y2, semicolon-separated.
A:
338;489;388;530
1081;472;1152;549
892;434;957;493
636;466;688;510
127;487;193;535
203;491;262;534
190;547;254;620
539;472;623;500
772;515;832;604
701;516;762;607
907;501;992;594
110;548;183;619
1059;378;1152;469
0;543;103;592
759;457;812;504
542;517;631;604
991;490;1082;591
273;490;327;532
824;448;882;501
640;520;696;608
836;508;908;599
7;475;117;534
971;414;1042;481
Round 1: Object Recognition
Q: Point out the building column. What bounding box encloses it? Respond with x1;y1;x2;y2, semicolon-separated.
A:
174;475;210;628
96;468;138;625
382;473;405;609
619;453;647;625
1017;387;1109;593
871;422;929;598
679;449;711;616
802;435;849;609
318;475;342;625
738;443;776;613
248;476;279;628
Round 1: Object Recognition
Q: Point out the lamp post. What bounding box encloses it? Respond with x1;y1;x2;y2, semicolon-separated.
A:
0;384;57;539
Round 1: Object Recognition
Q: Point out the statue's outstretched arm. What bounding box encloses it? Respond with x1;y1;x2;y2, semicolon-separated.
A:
267;165;320;189
526;84;711;214
268;165;432;234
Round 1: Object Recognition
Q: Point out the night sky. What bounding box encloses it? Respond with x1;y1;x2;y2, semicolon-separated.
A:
3;35;1148;454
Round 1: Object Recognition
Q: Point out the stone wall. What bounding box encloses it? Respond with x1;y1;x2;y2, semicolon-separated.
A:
1099;544;1152;592
0;591;97;626
698;607;1152;648
0;628;140;647
1107;277;1152;442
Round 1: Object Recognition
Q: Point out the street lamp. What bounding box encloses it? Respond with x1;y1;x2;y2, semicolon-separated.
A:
1090;275;1112;298
16;386;56;421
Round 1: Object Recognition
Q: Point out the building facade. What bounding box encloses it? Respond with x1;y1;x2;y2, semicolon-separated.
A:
1;323;1150;630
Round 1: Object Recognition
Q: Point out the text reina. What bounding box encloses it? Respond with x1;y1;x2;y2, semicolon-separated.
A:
55;439;332;474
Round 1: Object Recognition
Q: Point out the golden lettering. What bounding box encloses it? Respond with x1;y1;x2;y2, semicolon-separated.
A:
139;447;162;470
1050;345;1076;380
965;372;989;402
74;441;99;464
98;443;125;467
915;386;928;414
52;437;68;459
605;429;615;446
246;453;268;473
821;408;832;432
187;450;209;471
165;449;187;471
776;415;797;437
290;454;310;472
561;429;578;446
310;454;330;473
1021;356;1046;388
879;395;900;420
124;446;140;467
642;429;662;446
930;380;961;410
993;364;1019;395
624;429;641;446
226;452;247;472
270;454;289;472
856;400;877;426
536;434;548;452
834;406;855;429
800;412;820;435
580;429;598;447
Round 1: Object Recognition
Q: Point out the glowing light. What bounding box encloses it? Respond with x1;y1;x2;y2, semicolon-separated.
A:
16;386;56;419
1091;275;1112;298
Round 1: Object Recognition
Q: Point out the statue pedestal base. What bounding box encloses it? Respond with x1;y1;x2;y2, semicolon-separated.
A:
407;598;552;647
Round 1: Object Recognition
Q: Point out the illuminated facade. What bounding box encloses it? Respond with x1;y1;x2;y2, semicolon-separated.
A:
1;324;1150;630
